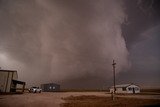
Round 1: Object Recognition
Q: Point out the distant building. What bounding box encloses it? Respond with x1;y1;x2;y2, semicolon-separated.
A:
109;84;140;94
41;83;60;92
0;69;25;93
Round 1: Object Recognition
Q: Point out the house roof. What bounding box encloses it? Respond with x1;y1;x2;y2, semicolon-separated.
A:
41;83;60;86
0;69;17;72
12;79;25;84
110;84;133;88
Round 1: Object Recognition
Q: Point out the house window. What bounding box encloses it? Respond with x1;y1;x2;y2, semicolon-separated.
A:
135;87;139;91
122;87;126;91
128;87;132;91
53;86;55;89
49;86;52;89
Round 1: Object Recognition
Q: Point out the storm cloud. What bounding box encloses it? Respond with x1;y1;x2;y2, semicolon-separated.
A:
0;0;159;89
0;0;129;88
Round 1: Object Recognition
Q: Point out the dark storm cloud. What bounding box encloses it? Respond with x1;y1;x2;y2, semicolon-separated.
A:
117;25;160;88
122;0;160;48
0;0;129;88
118;0;160;88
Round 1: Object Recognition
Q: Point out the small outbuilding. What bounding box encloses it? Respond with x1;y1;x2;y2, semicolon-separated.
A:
41;83;60;92
0;69;25;93
109;84;140;94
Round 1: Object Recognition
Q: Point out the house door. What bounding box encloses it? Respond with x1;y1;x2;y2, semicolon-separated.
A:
133;88;135;94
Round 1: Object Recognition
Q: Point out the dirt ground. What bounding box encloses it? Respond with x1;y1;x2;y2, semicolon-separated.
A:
0;92;109;107
0;92;160;107
62;95;160;107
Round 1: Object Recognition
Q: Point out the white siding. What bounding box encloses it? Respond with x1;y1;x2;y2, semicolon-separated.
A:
116;87;128;93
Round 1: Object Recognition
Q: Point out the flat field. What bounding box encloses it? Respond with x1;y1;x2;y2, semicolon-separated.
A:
0;92;160;107
61;95;160;107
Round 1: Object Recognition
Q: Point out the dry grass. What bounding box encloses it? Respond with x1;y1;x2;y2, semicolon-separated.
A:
61;95;160;107
141;89;160;93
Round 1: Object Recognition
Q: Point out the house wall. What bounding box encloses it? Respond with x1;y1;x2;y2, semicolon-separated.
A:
0;71;18;92
6;72;12;92
109;85;140;94
109;88;114;93
13;72;18;80
0;72;8;92
115;88;128;93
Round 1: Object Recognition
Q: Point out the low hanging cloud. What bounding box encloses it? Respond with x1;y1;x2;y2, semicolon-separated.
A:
0;0;129;88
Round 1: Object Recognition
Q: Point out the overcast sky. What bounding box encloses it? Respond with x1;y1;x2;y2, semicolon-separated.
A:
0;0;160;89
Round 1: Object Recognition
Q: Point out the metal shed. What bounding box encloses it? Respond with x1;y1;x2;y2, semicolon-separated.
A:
41;83;60;92
0;69;25;93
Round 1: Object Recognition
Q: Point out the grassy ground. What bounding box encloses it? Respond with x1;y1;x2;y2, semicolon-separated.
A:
61;95;160;107
141;89;160;93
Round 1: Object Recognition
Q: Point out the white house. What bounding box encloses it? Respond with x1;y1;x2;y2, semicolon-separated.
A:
109;84;140;94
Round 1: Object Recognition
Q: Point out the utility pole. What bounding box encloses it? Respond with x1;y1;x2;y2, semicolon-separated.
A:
112;60;116;100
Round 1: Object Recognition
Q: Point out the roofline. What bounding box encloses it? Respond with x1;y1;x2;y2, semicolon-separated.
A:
12;79;25;84
41;83;60;85
110;83;140;88
0;69;17;72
